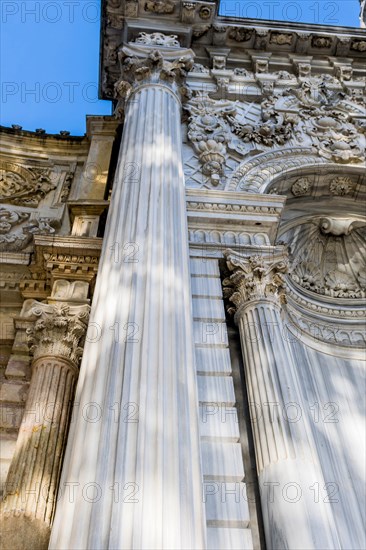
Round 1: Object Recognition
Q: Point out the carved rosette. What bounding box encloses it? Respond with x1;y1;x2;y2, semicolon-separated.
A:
223;250;289;315
25;302;90;367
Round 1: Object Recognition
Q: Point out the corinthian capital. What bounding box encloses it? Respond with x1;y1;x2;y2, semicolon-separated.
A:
24;301;90;367
223;250;289;313
113;38;194;118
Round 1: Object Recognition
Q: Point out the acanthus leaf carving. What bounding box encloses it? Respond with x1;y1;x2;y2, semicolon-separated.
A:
222;250;289;312
25;302;90;366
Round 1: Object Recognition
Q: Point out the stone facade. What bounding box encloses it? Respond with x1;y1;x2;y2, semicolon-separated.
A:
0;2;365;549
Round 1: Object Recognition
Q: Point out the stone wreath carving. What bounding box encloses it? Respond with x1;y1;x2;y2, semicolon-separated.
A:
0;207;59;252
0;163;56;207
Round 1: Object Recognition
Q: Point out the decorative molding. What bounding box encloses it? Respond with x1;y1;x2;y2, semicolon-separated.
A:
186;199;282;216
188;229;270;246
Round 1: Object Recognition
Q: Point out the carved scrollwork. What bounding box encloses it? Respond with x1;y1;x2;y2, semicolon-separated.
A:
0;207;59;252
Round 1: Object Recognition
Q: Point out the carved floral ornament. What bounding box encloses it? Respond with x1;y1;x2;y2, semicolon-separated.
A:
222;250;289;313
184;74;366;187
290;176;356;197
0;163;56;207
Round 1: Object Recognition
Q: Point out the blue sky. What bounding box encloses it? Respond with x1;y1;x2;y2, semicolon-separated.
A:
0;1;362;136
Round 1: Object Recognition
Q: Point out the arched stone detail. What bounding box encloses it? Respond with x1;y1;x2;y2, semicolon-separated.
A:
227;148;366;194
227;148;329;193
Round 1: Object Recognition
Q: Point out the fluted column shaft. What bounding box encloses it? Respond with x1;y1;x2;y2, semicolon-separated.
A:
224;252;340;550
50;62;206;549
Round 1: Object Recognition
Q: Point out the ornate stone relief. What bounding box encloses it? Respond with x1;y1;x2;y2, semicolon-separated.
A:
134;32;180;47
0;163;56;207
144;0;175;14
186;74;365;186
270;32;293;46
285;304;366;347
227;27;253;42
184;92;235;185
227;149;326;193
222;250;289;312
0;207;59;252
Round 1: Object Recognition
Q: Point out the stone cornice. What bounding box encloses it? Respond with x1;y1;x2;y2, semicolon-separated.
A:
100;0;366;99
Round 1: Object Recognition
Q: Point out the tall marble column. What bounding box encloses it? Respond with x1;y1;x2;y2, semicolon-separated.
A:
50;42;206;550
1;292;90;550
223;250;340;550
